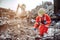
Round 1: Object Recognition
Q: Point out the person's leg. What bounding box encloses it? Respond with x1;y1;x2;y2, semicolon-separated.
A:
44;26;48;33
42;26;48;37
39;26;44;37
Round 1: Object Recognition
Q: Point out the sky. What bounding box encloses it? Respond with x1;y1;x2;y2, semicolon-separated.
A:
0;0;53;11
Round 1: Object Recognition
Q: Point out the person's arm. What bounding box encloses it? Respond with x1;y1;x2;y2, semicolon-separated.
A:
34;16;40;28
45;14;51;27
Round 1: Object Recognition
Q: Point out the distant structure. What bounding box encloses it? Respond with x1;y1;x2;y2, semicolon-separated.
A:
16;4;28;19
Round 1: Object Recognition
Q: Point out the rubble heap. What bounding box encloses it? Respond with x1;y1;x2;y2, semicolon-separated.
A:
0;19;39;40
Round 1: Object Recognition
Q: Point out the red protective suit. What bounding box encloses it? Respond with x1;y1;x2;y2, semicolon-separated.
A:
34;14;51;36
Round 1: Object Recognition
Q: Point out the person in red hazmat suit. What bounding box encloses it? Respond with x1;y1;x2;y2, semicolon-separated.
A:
33;8;51;37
